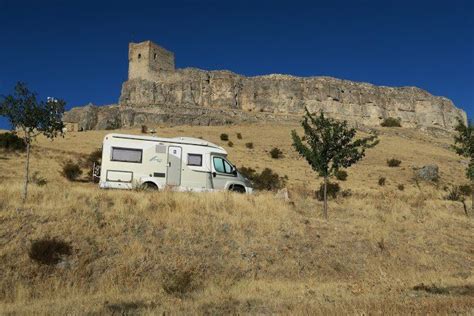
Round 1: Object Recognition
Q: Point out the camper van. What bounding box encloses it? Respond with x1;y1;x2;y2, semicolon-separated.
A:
98;133;253;193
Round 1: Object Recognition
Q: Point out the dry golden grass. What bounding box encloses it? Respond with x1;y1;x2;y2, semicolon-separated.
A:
0;123;473;315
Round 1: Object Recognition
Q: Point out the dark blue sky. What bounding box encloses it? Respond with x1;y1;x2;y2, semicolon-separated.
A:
1;0;473;129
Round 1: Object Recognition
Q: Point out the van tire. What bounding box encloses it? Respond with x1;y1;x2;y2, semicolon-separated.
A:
143;182;158;191
229;184;246;193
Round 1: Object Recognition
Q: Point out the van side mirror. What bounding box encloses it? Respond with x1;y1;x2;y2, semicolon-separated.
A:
232;169;237;176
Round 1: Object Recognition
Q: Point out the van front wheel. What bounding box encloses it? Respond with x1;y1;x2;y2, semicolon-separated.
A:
229;184;246;193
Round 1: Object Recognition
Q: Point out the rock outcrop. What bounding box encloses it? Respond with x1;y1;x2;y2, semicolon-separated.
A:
64;41;466;131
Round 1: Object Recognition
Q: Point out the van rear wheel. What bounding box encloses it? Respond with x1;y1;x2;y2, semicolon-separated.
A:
229;184;246;193
142;182;158;191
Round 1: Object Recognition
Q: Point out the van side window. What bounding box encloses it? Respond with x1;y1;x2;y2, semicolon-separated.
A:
187;154;202;166
213;157;233;174
111;147;142;163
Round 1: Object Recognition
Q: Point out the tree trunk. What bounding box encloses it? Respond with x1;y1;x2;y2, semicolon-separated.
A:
323;176;328;220
22;140;30;203
471;179;473;217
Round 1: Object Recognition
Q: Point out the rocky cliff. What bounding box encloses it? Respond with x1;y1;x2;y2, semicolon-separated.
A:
64;52;466;131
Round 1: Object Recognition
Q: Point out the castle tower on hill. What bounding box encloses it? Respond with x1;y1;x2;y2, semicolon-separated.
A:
128;41;175;80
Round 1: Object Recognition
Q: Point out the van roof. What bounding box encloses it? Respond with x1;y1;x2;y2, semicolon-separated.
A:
105;133;226;152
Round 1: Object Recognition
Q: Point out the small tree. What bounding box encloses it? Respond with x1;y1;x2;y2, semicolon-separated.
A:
0;82;65;202
291;108;378;219
452;117;474;216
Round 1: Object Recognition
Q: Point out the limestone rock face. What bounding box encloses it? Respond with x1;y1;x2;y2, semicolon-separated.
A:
118;68;466;130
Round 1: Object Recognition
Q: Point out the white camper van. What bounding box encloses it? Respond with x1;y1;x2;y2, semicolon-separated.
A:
98;133;253;193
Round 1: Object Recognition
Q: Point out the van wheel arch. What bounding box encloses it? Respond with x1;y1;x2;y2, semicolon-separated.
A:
229;184;246;193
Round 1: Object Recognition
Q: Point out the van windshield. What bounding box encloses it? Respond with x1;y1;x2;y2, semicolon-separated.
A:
213;156;234;174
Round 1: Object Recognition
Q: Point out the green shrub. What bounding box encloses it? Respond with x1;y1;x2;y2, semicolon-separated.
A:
227;141;234;147
236;133;242;139
238;166;287;191
245;142;254;149
387;158;401;167
62;160;82;181
381;117;401;127
397;184;404;191
335;170;348;181
270;147;283;159
29;238;72;265
220;133;229;141
0;132;26;151
315;182;340;201
378;177;386;186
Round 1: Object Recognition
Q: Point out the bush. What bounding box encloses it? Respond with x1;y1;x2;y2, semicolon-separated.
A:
445;186;463;201
459;184;472;196
62;160;82;181
31;172;47;186
227;141;234;147
397;184;404;191
220;133;229;141
270;147;283;159
0;132;26;151
387;158;401;167
378;177;386;186
162;267;197;297
236;133;242;139
381;117;401;127
238;166;287;191
335;170;348;181
245;142;254;149
316;182;340;201
141;125;148;133
29;238;72;265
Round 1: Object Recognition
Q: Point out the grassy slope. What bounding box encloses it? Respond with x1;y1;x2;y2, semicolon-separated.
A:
0;124;473;314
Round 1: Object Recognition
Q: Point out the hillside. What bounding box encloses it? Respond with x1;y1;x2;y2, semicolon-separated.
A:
0;123;473;314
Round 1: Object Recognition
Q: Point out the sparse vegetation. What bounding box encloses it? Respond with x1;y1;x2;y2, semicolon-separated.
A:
269;147;283;159
31;172;47;186
141;125;148;133
0;132;26;151
0;123;473;315
245;142;254;149
220;133;229;141
161;267;198;297
387;158;401;167
61;160;82;181
335;170;348;181
381;117;401;127
397;184;405;191
445;186;463;201
378;177;386;186
291;108;378;219
236;132;242;139
227;141;234;147
459;184;472;196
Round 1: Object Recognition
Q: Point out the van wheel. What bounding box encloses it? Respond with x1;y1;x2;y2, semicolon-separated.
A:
229;184;246;193
143;182;158;191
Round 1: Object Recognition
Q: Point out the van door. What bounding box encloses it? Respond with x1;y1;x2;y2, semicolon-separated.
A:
167;146;182;186
211;156;237;190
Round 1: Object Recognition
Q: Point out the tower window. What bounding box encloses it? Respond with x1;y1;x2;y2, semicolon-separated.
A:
138;53;141;59
154;53;157;60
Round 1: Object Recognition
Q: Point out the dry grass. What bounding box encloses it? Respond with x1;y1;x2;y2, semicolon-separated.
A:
0;123;473;314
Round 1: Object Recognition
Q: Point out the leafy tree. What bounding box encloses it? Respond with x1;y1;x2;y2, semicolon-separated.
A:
452;117;474;216
291;108;379;219
0;82;65;202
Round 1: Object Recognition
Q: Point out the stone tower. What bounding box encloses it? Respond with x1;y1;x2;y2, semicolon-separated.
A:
128;41;175;80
